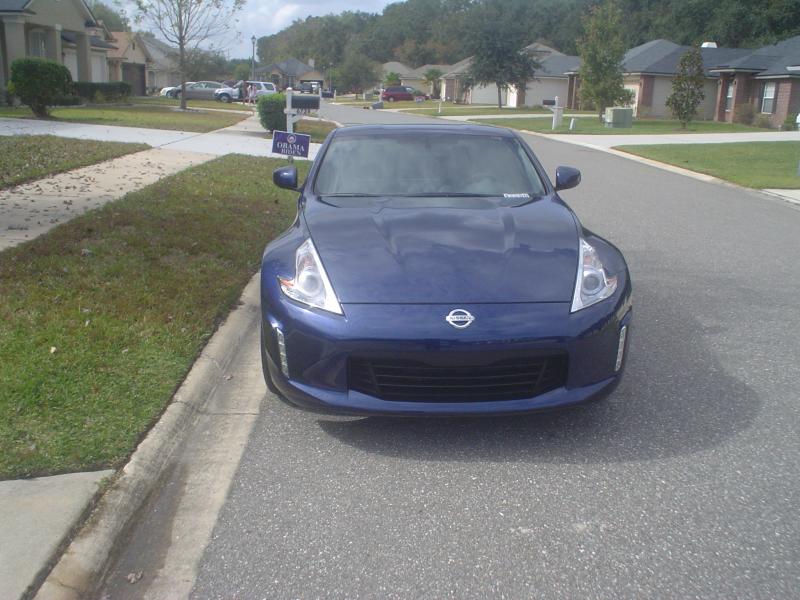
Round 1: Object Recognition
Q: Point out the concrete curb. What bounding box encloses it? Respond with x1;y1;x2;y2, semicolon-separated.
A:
32;273;262;600
518;129;800;209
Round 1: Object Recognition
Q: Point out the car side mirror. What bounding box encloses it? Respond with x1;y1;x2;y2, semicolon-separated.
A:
554;166;581;191
273;166;298;190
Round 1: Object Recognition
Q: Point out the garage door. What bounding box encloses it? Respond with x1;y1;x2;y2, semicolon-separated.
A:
122;63;146;96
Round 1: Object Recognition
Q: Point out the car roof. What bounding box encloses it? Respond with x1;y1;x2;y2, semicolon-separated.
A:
331;123;517;139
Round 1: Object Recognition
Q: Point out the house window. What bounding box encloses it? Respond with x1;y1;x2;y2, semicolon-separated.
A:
724;80;734;112
761;82;776;114
28;29;46;58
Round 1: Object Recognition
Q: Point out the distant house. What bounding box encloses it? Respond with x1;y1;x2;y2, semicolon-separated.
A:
0;0;115;89
439;43;578;107
139;35;180;92
709;34;800;128
254;57;325;89
107;32;151;96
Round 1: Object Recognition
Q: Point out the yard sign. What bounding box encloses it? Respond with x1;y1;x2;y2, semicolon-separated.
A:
272;131;311;158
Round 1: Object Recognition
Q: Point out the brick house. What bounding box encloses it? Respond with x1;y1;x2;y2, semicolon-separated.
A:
709;35;800;128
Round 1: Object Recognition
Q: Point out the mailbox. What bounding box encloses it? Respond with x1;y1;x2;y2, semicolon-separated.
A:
542;99;556;106
290;94;320;110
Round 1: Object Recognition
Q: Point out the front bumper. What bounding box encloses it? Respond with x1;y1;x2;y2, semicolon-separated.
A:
260;276;632;416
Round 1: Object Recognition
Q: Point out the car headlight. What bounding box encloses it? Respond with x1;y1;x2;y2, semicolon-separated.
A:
571;239;618;312
278;238;343;315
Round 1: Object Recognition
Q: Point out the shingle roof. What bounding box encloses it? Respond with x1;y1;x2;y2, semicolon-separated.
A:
537;54;581;77
441;57;472;78
61;31;117;50
622;39;681;73
0;0;31;11
256;57;315;77
382;61;414;77
407;64;452;78
644;46;752;76
139;36;178;71
709;34;800;78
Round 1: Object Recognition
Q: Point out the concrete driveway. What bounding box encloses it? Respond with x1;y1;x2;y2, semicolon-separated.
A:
97;104;800;599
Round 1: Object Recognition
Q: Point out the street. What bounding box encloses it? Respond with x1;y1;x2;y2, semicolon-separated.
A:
98;104;800;599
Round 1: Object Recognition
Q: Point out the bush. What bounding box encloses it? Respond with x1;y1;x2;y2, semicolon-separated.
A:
258;93;286;132
784;113;799;131
10;58;72;117
754;114;772;129
73;81;131;102
733;103;755;125
53;94;82;106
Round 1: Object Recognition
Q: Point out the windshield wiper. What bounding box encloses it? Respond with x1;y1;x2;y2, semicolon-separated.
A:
321;193;384;197
391;192;499;198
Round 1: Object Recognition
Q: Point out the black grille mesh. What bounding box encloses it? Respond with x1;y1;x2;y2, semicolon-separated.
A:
348;354;567;402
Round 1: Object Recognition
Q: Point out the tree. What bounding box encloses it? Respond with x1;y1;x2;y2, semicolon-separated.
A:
134;0;244;109
9;58;72;118
423;68;442;97
233;63;250;81
89;1;130;31
666;46;705;129
577;0;632;120
384;71;401;86
337;52;381;97
464;1;540;108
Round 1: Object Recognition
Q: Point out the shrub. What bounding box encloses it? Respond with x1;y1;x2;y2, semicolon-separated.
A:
733;103;755;125
73;81;131;102
93;90;107;104
53;94;82;106
9;58;72;117
754;114;772;129
258;93;286;132
784;113;799;131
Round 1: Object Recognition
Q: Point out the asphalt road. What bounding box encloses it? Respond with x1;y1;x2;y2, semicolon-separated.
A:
99;104;800;599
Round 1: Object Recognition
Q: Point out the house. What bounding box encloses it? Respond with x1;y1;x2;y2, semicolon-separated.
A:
439;43;577;107
709;34;800;128
0;0;115;90
254;57;325;89
138;34;180;93
619;39;752;119
401;63;451;94
107;32;151;96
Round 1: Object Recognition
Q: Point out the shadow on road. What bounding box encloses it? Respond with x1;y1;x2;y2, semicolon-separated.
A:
317;288;761;464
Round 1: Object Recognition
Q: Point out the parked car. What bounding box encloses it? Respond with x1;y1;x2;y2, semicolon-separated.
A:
381;86;414;102
263;124;632;416
214;81;277;103
406;86;430;100
160;82;195;97
298;82;319;94
174;81;224;100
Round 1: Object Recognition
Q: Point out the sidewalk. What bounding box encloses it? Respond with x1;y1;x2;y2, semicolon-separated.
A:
0;115;323;159
0;147;214;251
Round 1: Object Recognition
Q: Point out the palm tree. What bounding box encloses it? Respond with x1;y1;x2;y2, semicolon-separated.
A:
423;68;443;98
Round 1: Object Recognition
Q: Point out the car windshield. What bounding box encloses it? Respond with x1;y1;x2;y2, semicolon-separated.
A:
314;132;546;198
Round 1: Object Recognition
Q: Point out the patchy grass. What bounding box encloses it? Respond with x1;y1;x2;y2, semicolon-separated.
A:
616;141;800;188
0;155;309;479
0;135;147;190
132;96;254;112
475;117;771;134
0;105;248;132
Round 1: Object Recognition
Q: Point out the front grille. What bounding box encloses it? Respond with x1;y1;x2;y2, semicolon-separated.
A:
348;354;567;402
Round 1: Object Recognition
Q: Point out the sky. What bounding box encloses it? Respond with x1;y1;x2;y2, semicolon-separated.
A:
119;0;395;59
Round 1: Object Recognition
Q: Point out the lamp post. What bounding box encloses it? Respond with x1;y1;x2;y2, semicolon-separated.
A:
251;35;256;80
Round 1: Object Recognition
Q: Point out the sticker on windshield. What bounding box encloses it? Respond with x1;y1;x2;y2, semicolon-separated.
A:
503;193;530;198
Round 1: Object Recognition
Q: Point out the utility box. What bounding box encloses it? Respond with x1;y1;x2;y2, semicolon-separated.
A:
604;107;633;128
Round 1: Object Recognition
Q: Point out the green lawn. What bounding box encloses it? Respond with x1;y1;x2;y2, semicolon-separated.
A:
0;105;248;132
132;96;254;112
475;117;771;135
0;155;309;479
615;141;800;189
0;135;147;190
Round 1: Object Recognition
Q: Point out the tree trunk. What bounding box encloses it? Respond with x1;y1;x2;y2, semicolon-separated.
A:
496;83;502;109
179;41;187;111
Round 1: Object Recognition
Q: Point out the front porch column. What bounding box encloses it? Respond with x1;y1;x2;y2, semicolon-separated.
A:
45;24;62;63
2;16;27;71
76;32;91;81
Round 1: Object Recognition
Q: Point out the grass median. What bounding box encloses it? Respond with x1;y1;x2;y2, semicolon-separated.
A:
475;117;770;134
615;141;800;188
0;105;248;132
0;135;148;190
0;154;309;479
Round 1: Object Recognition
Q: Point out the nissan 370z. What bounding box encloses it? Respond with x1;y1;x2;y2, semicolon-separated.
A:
260;124;632;416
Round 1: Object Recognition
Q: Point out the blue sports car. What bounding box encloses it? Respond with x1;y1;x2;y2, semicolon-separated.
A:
261;124;632;416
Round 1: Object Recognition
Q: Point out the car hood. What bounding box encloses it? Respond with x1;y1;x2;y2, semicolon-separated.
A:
303;196;579;304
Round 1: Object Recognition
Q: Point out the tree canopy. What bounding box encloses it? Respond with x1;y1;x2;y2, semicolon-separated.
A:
666;46;706;128
255;0;800;67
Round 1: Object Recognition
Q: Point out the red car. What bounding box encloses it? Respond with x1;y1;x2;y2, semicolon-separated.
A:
381;86;414;102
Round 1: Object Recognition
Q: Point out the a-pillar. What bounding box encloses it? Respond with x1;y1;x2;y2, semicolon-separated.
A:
76;31;91;81
45;24;62;63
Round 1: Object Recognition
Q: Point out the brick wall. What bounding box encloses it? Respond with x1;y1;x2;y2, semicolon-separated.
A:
771;80;800;127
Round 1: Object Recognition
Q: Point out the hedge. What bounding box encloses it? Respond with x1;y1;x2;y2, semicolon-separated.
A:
73;81;132;102
257;93;286;132
10;58;72;117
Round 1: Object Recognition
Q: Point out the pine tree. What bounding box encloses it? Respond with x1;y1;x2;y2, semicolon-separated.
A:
666;47;706;129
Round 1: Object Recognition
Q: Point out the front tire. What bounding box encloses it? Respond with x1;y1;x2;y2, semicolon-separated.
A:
388;96;395;102
219;94;231;103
